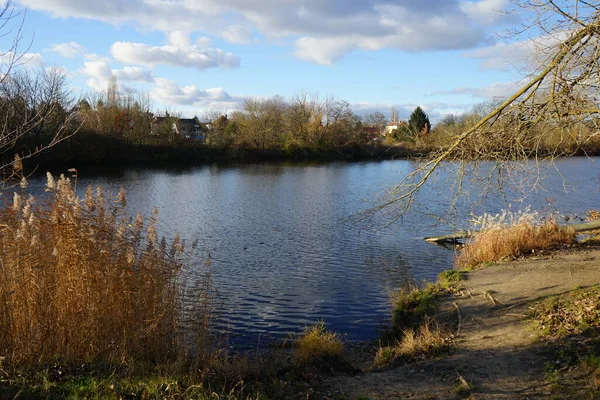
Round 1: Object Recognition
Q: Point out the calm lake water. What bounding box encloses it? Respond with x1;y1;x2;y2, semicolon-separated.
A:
27;157;600;346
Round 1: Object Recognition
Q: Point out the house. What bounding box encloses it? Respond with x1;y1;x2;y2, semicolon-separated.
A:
151;115;207;141
177;117;205;139
384;121;408;136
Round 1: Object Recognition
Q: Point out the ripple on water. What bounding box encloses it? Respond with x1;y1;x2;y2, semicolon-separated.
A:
25;159;600;348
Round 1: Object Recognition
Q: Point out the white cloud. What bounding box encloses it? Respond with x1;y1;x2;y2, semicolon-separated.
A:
428;81;520;100
168;31;192;48
46;41;87;58
17;0;513;64
464;30;571;71
460;0;515;25
1;52;44;70
110;41;240;70
195;36;213;48
464;41;531;71
81;60;110;91
113;66;153;83
150;78;244;109
293;7;490;65
81;60;154;92
221;25;252;45
294;37;356;65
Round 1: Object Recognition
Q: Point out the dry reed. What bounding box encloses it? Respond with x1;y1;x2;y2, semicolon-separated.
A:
456;208;576;269
0;173;214;366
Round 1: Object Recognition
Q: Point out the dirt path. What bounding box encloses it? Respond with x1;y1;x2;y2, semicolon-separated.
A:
327;247;600;399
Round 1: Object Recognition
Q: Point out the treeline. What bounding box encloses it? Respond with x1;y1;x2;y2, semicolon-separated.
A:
2;68;599;169
0;70;424;166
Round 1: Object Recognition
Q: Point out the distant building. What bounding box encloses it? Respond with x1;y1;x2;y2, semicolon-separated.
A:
151;115;207;140
384;121;408;136
177;117;204;139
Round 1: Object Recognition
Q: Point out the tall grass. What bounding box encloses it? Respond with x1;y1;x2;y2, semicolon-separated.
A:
0;173;213;366
456;207;576;269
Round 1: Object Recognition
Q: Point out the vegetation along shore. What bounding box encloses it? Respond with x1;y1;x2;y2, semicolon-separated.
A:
2;1;600;399
2;187;599;399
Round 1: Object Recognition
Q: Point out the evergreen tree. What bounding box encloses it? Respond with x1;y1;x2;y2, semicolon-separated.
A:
408;106;431;136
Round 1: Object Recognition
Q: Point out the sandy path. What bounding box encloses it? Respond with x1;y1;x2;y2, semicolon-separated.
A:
327;247;600;399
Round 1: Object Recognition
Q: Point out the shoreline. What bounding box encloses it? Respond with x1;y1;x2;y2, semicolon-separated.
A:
14;131;600;172
3;243;600;399
325;241;600;399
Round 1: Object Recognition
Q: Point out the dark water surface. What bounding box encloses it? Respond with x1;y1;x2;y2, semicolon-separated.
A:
27;158;600;346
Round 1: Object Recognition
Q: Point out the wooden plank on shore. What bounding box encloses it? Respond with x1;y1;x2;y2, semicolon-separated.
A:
424;219;600;244
424;231;470;243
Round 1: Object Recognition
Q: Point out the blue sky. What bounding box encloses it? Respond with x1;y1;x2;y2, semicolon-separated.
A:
4;0;537;121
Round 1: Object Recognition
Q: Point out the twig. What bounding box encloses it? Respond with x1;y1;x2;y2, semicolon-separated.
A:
482;290;505;306
453;302;462;337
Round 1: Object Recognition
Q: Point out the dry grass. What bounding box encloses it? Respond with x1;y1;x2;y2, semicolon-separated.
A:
294;322;344;365
374;319;450;367
0;172;214;366
456;218;576;269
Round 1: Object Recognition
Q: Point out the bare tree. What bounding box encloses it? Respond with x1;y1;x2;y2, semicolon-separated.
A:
0;2;76;179
379;1;600;222
363;112;388;135
238;97;286;150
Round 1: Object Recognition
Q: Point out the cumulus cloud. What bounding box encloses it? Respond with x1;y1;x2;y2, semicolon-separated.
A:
150;78;244;109
1;52;44;69
113;66;154;83
46;41;87;58
167;31;192;48
460;0;515;25
110;42;240;70
221;25;253;45
17;0;514;64
81;60;154;92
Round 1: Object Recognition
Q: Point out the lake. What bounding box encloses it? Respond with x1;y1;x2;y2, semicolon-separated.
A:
27;157;600;347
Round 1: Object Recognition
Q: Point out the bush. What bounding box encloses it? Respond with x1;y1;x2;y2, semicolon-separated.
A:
0;173;213;365
391;285;438;333
294;322;344;365
374;319;450;367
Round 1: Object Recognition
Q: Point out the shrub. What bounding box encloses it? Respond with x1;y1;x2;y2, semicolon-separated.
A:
373;346;396;367
0;173;213;366
397;319;448;358
391;285;438;333
294;322;344;365
374;319;450;367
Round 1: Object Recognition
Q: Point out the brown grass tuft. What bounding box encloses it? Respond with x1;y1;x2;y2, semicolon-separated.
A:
294;322;344;365
374;319;450;367
456;221;576;269
0;173;214;366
